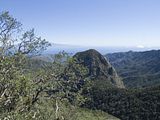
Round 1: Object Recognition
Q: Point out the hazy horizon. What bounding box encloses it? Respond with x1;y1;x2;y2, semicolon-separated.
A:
43;43;160;55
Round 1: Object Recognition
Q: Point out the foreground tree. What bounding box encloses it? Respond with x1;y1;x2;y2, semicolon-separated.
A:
0;11;88;120
0;11;51;119
0;11;50;56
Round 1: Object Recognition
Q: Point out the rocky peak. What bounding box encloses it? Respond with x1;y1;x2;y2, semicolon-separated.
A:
74;49;125;88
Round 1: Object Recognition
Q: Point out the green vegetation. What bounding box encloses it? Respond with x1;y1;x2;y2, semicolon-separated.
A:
107;50;160;88
75;108;119;120
83;84;160;120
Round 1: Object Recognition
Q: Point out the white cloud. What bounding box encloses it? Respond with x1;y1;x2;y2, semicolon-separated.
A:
136;45;145;48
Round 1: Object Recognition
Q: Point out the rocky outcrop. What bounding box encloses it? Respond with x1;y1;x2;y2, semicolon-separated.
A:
74;49;125;88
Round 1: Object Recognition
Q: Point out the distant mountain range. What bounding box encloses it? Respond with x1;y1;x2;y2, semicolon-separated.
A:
106;50;160;88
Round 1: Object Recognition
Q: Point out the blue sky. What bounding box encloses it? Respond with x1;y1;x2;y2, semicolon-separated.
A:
1;0;160;47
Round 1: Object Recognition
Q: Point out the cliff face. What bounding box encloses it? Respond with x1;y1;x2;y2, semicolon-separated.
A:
74;49;125;88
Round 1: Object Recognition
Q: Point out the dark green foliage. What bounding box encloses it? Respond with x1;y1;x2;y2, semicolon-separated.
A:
107;50;160;88
83;85;160;120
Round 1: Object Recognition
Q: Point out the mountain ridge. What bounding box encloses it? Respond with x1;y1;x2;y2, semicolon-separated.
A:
106;49;160;88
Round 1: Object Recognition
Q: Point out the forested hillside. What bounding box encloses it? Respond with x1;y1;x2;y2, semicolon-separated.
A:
107;50;160;88
83;84;160;120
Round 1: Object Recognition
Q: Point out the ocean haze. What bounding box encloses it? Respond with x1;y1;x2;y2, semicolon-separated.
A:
43;43;160;55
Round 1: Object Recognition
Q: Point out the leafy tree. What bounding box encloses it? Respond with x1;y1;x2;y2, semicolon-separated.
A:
0;11;51;119
0;11;21;56
0;11;50;56
0;11;89;120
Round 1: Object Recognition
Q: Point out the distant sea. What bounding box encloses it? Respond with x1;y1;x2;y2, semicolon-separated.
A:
43;43;160;55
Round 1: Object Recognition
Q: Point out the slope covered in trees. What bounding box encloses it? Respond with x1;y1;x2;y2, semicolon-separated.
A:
83;84;160;120
74;49;160;120
106;50;160;88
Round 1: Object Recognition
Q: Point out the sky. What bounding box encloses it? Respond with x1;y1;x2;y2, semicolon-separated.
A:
1;0;160;47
